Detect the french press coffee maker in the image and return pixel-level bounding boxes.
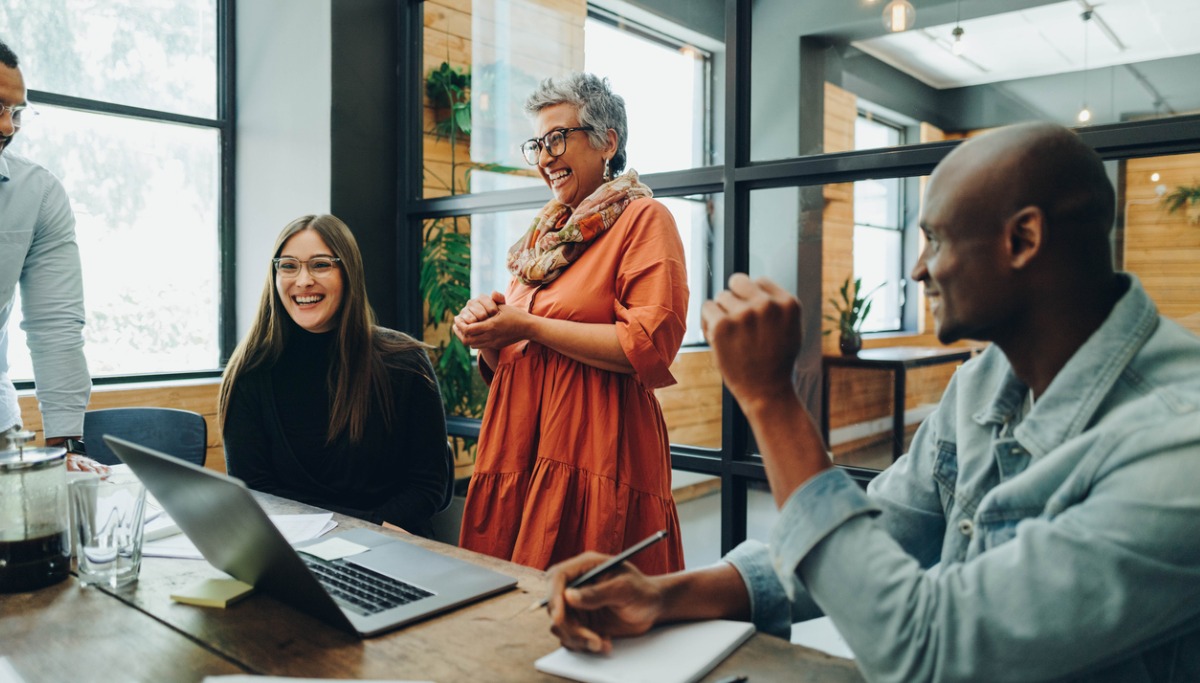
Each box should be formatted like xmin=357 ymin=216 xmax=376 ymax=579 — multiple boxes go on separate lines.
xmin=0 ymin=426 xmax=71 ymax=592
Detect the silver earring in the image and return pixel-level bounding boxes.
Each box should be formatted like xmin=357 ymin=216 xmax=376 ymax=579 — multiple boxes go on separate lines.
xmin=603 ymin=158 xmax=612 ymax=181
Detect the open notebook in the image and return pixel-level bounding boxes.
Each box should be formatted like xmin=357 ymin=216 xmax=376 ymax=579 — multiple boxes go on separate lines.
xmin=534 ymin=619 xmax=755 ymax=683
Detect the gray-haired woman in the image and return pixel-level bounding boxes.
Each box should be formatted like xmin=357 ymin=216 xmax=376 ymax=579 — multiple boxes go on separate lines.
xmin=453 ymin=72 xmax=687 ymax=574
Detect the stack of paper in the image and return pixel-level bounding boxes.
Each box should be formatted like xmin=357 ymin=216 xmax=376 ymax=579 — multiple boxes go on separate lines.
xmin=143 ymin=513 xmax=336 ymax=559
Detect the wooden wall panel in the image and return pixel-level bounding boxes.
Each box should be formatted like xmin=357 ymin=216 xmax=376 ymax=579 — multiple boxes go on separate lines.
xmin=821 ymin=82 xmax=858 ymax=357
xmin=18 ymin=381 xmax=224 ymax=472
xmin=1124 ymin=153 xmax=1200 ymax=336
xmin=656 ymin=349 xmax=722 ymax=449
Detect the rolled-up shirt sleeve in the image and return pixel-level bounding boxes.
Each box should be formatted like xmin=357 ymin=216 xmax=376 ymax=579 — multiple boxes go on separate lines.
xmin=769 ymin=430 xmax=1200 ymax=683
xmin=20 ymin=170 xmax=90 ymax=438
xmin=612 ymin=199 xmax=688 ymax=390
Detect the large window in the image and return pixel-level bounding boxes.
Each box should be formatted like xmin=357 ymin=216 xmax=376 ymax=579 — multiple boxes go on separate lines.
xmin=455 ymin=7 xmax=714 ymax=348
xmin=585 ymin=10 xmax=714 ymax=344
xmin=853 ymin=113 xmax=906 ymax=333
xmin=1 ymin=0 xmax=229 ymax=381
xmin=583 ymin=9 xmax=712 ymax=174
xmin=405 ymin=0 xmax=1200 ymax=555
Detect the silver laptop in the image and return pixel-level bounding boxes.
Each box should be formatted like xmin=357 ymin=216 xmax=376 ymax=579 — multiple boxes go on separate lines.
xmin=105 ymin=435 xmax=517 ymax=637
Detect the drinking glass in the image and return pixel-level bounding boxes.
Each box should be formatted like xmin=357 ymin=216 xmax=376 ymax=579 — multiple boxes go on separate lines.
xmin=70 ymin=473 xmax=147 ymax=588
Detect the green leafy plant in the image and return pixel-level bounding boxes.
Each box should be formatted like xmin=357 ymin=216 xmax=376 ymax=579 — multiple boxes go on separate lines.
xmin=425 ymin=62 xmax=471 ymax=195
xmin=417 ymin=60 xmax=536 ymax=454
xmin=419 ymin=219 xmax=484 ymax=419
xmin=420 ymin=62 xmax=487 ymax=425
xmin=1162 ymin=183 xmax=1200 ymax=225
xmin=824 ymin=276 xmax=882 ymax=338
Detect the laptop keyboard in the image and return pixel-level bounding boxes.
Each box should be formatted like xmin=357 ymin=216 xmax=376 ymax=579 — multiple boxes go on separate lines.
xmin=301 ymin=554 xmax=434 ymax=616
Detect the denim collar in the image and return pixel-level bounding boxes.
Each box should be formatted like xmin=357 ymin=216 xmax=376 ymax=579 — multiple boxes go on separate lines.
xmin=972 ymin=274 xmax=1157 ymax=459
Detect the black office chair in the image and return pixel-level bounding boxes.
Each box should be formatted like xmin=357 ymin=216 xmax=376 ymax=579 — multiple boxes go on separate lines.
xmin=437 ymin=441 xmax=456 ymax=514
xmin=83 ymin=407 xmax=208 ymax=467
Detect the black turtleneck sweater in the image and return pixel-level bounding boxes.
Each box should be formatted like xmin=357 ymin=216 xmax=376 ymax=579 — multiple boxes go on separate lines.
xmin=223 ymin=327 xmax=447 ymax=536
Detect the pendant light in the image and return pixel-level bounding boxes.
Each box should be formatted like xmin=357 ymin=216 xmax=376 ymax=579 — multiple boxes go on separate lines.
xmin=883 ymin=0 xmax=915 ymax=32
xmin=951 ymin=0 xmax=965 ymax=56
xmin=1078 ymin=10 xmax=1093 ymax=123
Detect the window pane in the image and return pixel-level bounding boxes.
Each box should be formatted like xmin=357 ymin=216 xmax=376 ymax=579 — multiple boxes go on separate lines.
xmin=853 ymin=177 xmax=901 ymax=228
xmin=7 ymin=106 xmax=220 ymax=379
xmin=421 ymin=0 xmax=721 ymax=198
xmin=750 ymin=182 xmax=956 ymax=472
xmin=0 ymin=0 xmax=219 ymax=117
xmin=584 ymin=17 xmax=709 ymax=175
xmin=853 ymin=225 xmax=903 ymax=332
xmin=855 ymin=113 xmax=901 ymax=150
xmin=751 ymin=0 xmax=1200 ymax=160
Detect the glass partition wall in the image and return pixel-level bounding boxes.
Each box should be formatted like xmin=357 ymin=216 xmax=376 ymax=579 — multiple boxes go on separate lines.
xmin=397 ymin=0 xmax=1200 ymax=554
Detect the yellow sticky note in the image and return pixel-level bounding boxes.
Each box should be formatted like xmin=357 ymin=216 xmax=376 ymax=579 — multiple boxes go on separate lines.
xmin=170 ymin=578 xmax=254 ymax=608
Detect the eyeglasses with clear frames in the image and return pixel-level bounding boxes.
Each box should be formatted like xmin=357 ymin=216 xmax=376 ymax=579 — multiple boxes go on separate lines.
xmin=0 ymin=103 xmax=35 ymax=129
xmin=520 ymin=126 xmax=594 ymax=166
xmin=272 ymin=256 xmax=342 ymax=279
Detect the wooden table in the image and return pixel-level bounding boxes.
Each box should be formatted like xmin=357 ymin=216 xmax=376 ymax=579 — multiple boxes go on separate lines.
xmin=822 ymin=345 xmax=977 ymax=463
xmin=0 ymin=493 xmax=863 ymax=682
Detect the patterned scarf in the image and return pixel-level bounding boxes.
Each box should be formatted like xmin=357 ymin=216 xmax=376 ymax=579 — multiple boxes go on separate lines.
xmin=507 ymin=170 xmax=652 ymax=286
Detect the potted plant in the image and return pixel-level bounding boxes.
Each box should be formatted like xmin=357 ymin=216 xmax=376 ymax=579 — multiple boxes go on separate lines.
xmin=1162 ymin=183 xmax=1200 ymax=225
xmin=824 ymin=276 xmax=882 ymax=356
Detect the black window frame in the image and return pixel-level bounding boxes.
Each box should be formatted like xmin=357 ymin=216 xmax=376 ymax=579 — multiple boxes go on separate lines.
xmin=12 ymin=0 xmax=236 ymax=390
xmin=396 ymin=0 xmax=1200 ymax=555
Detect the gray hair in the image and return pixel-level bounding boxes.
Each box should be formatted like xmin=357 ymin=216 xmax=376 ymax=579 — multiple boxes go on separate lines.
xmin=524 ymin=72 xmax=628 ymax=175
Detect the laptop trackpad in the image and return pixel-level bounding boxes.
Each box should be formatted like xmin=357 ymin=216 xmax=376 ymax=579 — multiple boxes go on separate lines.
xmin=346 ymin=541 xmax=468 ymax=587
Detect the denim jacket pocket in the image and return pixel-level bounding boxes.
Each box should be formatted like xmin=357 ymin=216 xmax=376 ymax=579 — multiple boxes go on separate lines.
xmin=932 ymin=439 xmax=960 ymax=517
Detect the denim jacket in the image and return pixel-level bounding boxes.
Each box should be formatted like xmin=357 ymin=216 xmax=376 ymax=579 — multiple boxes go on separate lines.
xmin=726 ymin=274 xmax=1200 ymax=683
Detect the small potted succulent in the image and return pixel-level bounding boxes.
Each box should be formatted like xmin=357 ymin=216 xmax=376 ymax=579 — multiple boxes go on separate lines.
xmin=825 ymin=276 xmax=882 ymax=356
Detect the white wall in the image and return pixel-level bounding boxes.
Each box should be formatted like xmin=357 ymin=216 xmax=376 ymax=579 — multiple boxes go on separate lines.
xmin=235 ymin=0 xmax=332 ymax=336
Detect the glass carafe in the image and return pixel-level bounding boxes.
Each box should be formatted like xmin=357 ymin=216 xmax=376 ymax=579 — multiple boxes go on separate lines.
xmin=0 ymin=428 xmax=71 ymax=592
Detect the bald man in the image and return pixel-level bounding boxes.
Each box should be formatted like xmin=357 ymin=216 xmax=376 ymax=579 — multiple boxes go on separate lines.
xmin=545 ymin=123 xmax=1200 ymax=682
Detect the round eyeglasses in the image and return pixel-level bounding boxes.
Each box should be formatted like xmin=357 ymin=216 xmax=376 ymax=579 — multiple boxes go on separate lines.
xmin=520 ymin=126 xmax=594 ymax=166
xmin=0 ymin=103 xmax=35 ymax=130
xmin=273 ymin=256 xmax=342 ymax=279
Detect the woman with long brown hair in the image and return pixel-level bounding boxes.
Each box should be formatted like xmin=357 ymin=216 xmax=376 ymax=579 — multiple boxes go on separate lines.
xmin=219 ymin=214 xmax=448 ymax=536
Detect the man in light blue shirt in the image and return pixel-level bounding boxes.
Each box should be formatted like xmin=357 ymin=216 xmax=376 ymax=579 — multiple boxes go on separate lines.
xmin=0 ymin=39 xmax=99 ymax=471
xmin=545 ymin=123 xmax=1200 ymax=682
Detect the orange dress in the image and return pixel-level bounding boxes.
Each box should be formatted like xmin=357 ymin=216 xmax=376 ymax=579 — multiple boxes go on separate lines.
xmin=459 ymin=198 xmax=687 ymax=574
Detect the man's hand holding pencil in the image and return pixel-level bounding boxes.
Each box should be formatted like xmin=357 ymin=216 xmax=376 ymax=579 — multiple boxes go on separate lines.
xmin=544 ymin=544 xmax=668 ymax=653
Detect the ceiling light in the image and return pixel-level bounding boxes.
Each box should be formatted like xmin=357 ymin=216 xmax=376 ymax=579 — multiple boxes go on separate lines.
xmin=1077 ymin=10 xmax=1092 ymax=125
xmin=951 ymin=0 xmax=965 ymax=56
xmin=883 ymin=0 xmax=915 ymax=33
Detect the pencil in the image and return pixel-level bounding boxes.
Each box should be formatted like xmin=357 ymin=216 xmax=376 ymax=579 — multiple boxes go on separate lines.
xmin=534 ymin=529 xmax=669 ymax=610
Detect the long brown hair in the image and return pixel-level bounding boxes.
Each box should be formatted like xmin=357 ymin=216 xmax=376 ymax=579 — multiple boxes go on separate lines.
xmin=218 ymin=214 xmax=432 ymax=445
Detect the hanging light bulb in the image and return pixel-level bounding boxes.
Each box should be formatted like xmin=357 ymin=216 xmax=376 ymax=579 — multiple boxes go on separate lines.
xmin=951 ymin=0 xmax=965 ymax=56
xmin=882 ymin=0 xmax=915 ymax=32
xmin=1077 ymin=10 xmax=1092 ymax=124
